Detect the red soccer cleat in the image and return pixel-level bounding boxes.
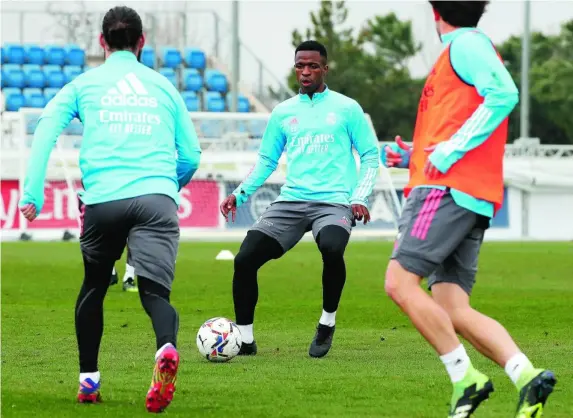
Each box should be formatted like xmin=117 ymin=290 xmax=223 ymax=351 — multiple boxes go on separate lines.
xmin=77 ymin=378 xmax=102 ymax=404
xmin=145 ymin=345 xmax=179 ymax=413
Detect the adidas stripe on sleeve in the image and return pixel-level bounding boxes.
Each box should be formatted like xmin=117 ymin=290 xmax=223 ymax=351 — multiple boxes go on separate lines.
xmin=19 ymin=83 xmax=79 ymax=213
xmin=347 ymin=102 xmax=380 ymax=206
xmin=427 ymin=31 xmax=519 ymax=174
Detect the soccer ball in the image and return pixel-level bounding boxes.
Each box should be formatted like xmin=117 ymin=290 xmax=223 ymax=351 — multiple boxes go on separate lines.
xmin=196 ymin=317 xmax=242 ymax=362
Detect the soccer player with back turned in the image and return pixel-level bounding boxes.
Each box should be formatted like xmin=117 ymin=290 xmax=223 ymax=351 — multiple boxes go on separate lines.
xmin=220 ymin=41 xmax=379 ymax=358
xmin=18 ymin=6 xmax=201 ymax=413
xmin=380 ymin=2 xmax=556 ymax=417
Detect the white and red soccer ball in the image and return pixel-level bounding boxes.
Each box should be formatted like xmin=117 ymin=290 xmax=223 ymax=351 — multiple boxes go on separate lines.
xmin=196 ymin=317 xmax=242 ymax=362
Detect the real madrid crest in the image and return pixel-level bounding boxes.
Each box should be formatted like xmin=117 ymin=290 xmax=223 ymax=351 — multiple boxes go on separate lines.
xmin=288 ymin=117 xmax=299 ymax=133
xmin=326 ymin=112 xmax=336 ymax=125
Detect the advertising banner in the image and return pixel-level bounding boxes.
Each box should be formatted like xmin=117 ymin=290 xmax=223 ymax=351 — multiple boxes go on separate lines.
xmin=1 ymin=180 xmax=221 ymax=231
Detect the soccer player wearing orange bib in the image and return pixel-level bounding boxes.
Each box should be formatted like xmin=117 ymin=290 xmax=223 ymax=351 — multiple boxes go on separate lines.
xmin=380 ymin=2 xmax=556 ymax=417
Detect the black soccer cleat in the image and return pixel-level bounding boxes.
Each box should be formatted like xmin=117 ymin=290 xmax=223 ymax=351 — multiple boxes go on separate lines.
xmin=122 ymin=277 xmax=138 ymax=292
xmin=238 ymin=341 xmax=257 ymax=356
xmin=309 ymin=324 xmax=335 ymax=358
xmin=448 ymin=375 xmax=494 ymax=418
xmin=515 ymin=370 xmax=557 ymax=417
xmin=109 ymin=270 xmax=118 ymax=286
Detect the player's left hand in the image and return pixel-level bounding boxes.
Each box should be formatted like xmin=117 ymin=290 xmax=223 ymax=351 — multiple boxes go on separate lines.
xmin=19 ymin=203 xmax=37 ymax=222
xmin=424 ymin=145 xmax=443 ymax=180
xmin=351 ymin=204 xmax=370 ymax=225
xmin=219 ymin=194 xmax=237 ymax=223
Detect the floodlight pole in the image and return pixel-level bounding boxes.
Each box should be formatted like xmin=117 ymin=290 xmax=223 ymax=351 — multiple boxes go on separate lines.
xmin=230 ymin=1 xmax=240 ymax=113
xmin=520 ymin=0 xmax=531 ymax=139
xmin=519 ymin=0 xmax=532 ymax=239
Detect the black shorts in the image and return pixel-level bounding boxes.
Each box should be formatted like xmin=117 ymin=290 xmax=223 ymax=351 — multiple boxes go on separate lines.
xmin=391 ymin=187 xmax=490 ymax=295
xmin=79 ymin=194 xmax=180 ymax=290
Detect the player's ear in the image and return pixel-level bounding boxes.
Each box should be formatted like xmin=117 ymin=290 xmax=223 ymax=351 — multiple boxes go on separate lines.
xmin=323 ymin=64 xmax=329 ymax=76
xmin=139 ymin=33 xmax=146 ymax=50
xmin=99 ymin=33 xmax=106 ymax=50
xmin=432 ymin=7 xmax=441 ymax=22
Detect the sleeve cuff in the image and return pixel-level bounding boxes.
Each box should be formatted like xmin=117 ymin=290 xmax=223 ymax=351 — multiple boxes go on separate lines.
xmin=428 ymin=144 xmax=460 ymax=174
xmin=350 ymin=198 xmax=367 ymax=206
xmin=19 ymin=195 xmax=43 ymax=214
xmin=232 ymin=189 xmax=248 ymax=207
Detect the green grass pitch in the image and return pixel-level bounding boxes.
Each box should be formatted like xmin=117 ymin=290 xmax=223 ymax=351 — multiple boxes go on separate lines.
xmin=2 ymin=241 xmax=572 ymax=417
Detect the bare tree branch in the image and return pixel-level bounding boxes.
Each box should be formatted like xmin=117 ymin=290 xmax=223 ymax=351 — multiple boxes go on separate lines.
xmin=45 ymin=1 xmax=98 ymax=53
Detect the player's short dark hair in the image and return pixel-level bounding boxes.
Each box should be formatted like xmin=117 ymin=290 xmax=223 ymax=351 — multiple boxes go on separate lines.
xmin=429 ymin=1 xmax=489 ymax=27
xmin=295 ymin=40 xmax=328 ymax=62
xmin=102 ymin=6 xmax=143 ymax=51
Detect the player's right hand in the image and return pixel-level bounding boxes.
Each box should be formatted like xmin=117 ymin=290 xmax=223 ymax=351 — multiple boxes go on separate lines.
xmin=381 ymin=136 xmax=411 ymax=168
xmin=19 ymin=203 xmax=37 ymax=222
xmin=220 ymin=194 xmax=237 ymax=222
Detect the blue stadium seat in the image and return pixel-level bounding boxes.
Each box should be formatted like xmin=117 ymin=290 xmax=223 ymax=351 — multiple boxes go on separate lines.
xmin=182 ymin=68 xmax=203 ymax=92
xmin=204 ymin=69 xmax=228 ymax=93
xmin=44 ymin=45 xmax=66 ymax=66
xmin=1 ymin=66 xmax=6 ymax=88
xmin=65 ymin=44 xmax=85 ymax=66
xmin=63 ymin=65 xmax=82 ymax=83
xmin=140 ymin=46 xmax=155 ymax=68
xmin=232 ymin=121 xmax=249 ymax=134
xmin=159 ymin=67 xmax=177 ymax=87
xmin=249 ymin=119 xmax=267 ymax=138
xmin=3 ymin=64 xmax=25 ymax=88
xmin=161 ymin=47 xmax=182 ymax=69
xmin=204 ymin=91 xmax=225 ymax=112
xmin=3 ymin=87 xmax=25 ymax=111
xmin=65 ymin=120 xmax=84 ymax=136
xmin=25 ymin=118 xmax=39 ymax=135
xmin=23 ymin=88 xmax=45 ymax=108
xmin=83 ymin=65 xmax=96 ymax=72
xmin=4 ymin=44 xmax=25 ymax=64
xmin=43 ymin=65 xmax=65 ymax=88
xmin=25 ymin=44 xmax=45 ymax=65
xmin=1 ymin=46 xmax=5 ymax=64
xmin=44 ymin=87 xmax=60 ymax=103
xmin=200 ymin=120 xmax=223 ymax=138
xmin=181 ymin=91 xmax=199 ymax=111
xmin=183 ymin=47 xmax=206 ymax=70
xmin=22 ymin=64 xmax=45 ymax=88
xmin=226 ymin=93 xmax=250 ymax=112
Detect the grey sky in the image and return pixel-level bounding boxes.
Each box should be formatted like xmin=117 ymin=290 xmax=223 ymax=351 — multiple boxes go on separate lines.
xmin=2 ymin=0 xmax=572 ymax=91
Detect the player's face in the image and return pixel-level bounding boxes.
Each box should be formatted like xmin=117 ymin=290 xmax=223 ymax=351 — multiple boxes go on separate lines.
xmin=294 ymin=51 xmax=327 ymax=94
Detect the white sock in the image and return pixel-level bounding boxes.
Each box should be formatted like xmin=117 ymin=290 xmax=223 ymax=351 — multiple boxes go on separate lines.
xmin=505 ymin=352 xmax=534 ymax=385
xmin=319 ymin=310 xmax=336 ymax=327
xmin=155 ymin=342 xmax=175 ymax=361
xmin=237 ymin=324 xmax=254 ymax=344
xmin=112 ymin=267 xmax=117 ymax=275
xmin=123 ymin=263 xmax=135 ymax=281
xmin=440 ymin=344 xmax=471 ymax=383
xmin=79 ymin=371 xmax=100 ymax=384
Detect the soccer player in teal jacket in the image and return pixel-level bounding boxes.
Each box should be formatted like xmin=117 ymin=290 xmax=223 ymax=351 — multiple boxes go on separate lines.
xmin=18 ymin=6 xmax=201 ymax=412
xmin=220 ymin=41 xmax=380 ymax=359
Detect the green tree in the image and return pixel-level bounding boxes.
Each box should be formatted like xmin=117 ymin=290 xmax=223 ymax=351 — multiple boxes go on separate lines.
xmin=497 ymin=20 xmax=573 ymax=144
xmin=288 ymin=1 xmax=423 ymax=141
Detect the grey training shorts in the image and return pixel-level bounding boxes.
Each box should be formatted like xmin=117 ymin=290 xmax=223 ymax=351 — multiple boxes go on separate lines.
xmin=79 ymin=194 xmax=180 ymax=291
xmin=391 ymin=187 xmax=490 ymax=295
xmin=251 ymin=201 xmax=354 ymax=252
